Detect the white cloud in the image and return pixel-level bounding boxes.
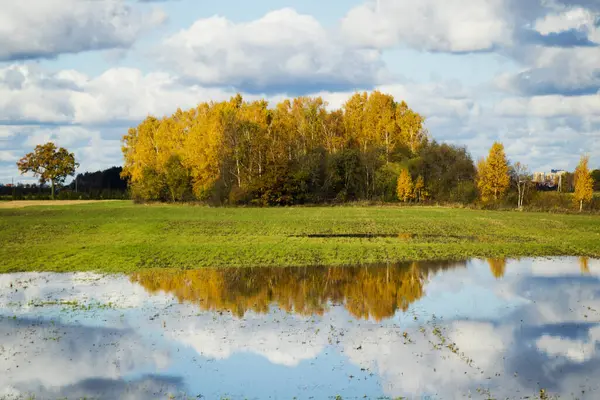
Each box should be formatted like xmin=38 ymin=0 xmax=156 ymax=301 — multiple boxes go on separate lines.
xmin=534 ymin=7 xmax=600 ymax=44
xmin=496 ymin=94 xmax=600 ymax=118
xmin=0 ymin=0 xmax=166 ymax=61
xmin=0 ymin=125 xmax=124 ymax=181
xmin=0 ymin=150 xmax=17 ymax=162
xmin=159 ymin=8 xmax=386 ymax=93
xmin=497 ymin=46 xmax=600 ymax=96
xmin=0 ymin=64 xmax=271 ymax=127
xmin=341 ymin=0 xmax=514 ymax=53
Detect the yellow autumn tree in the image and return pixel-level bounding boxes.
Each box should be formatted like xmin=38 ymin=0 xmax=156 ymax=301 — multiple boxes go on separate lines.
xmin=574 ymin=155 xmax=594 ymax=212
xmin=120 ymin=91 xmax=434 ymax=204
xmin=477 ymin=142 xmax=510 ymax=202
xmin=397 ymin=169 xmax=414 ymax=202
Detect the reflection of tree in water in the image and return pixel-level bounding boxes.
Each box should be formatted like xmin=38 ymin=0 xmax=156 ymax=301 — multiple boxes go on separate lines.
xmin=487 ymin=258 xmax=507 ymax=279
xmin=131 ymin=261 xmax=465 ymax=321
xmin=580 ymin=257 xmax=590 ymax=275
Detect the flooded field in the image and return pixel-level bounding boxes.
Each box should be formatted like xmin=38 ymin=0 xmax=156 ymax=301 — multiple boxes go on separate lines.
xmin=1 ymin=257 xmax=599 ymax=399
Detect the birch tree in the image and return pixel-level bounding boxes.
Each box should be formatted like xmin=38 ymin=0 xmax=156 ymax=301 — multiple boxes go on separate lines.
xmin=512 ymin=162 xmax=530 ymax=209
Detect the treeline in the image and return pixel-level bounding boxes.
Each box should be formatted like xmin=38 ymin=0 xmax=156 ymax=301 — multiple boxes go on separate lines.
xmin=61 ymin=166 xmax=128 ymax=199
xmin=2 ymin=167 xmax=129 ymax=200
xmin=0 ymin=183 xmax=52 ymax=200
xmin=122 ymin=92 xmax=480 ymax=205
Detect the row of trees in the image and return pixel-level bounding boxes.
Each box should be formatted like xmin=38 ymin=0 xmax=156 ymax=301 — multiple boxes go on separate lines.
xmin=471 ymin=142 xmax=596 ymax=211
xmin=121 ymin=92 xmax=483 ymax=205
xmin=68 ymin=166 xmax=127 ymax=193
xmin=14 ymin=92 xmax=598 ymax=209
xmin=10 ymin=156 xmax=128 ymax=200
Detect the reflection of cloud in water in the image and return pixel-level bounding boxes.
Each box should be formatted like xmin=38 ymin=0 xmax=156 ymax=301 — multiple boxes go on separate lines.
xmin=525 ymin=257 xmax=600 ymax=278
xmin=536 ymin=325 xmax=600 ymax=363
xmin=169 ymin=311 xmax=329 ymax=367
xmin=0 ymin=272 xmax=172 ymax=311
xmin=2 ymin=257 xmax=600 ymax=399
xmin=0 ymin=317 xmax=170 ymax=392
xmin=337 ymin=258 xmax=600 ymax=398
xmin=343 ymin=319 xmax=511 ymax=398
xmin=3 ymin=375 xmax=185 ymax=400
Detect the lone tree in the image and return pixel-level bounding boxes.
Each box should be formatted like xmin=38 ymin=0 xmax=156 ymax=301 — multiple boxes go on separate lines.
xmin=477 ymin=142 xmax=510 ymax=202
xmin=574 ymin=155 xmax=594 ymax=212
xmin=17 ymin=142 xmax=78 ymax=200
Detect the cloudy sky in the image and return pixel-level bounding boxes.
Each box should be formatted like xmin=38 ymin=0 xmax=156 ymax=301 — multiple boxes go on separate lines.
xmin=1 ymin=0 xmax=599 ymax=183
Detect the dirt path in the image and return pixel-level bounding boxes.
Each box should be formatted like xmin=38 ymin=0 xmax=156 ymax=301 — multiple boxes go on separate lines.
xmin=0 ymin=200 xmax=121 ymax=209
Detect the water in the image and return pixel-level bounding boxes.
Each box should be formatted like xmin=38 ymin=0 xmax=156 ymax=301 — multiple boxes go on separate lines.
xmin=1 ymin=257 xmax=599 ymax=399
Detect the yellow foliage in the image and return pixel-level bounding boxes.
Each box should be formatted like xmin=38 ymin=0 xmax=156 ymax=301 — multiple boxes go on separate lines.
xmin=574 ymin=155 xmax=594 ymax=211
xmin=397 ymin=169 xmax=414 ymax=202
xmin=121 ymin=92 xmax=428 ymax=202
xmin=477 ymin=142 xmax=510 ymax=202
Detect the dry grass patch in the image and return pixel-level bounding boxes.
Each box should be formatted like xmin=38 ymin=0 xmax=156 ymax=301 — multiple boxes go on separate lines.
xmin=0 ymin=200 xmax=118 ymax=209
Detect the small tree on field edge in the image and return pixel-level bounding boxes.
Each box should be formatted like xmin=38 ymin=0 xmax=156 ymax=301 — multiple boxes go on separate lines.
xmin=574 ymin=155 xmax=594 ymax=212
xmin=17 ymin=142 xmax=78 ymax=200
xmin=477 ymin=142 xmax=510 ymax=202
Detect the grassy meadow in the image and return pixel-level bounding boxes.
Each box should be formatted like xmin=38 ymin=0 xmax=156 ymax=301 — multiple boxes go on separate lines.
xmin=1 ymin=200 xmax=599 ymax=273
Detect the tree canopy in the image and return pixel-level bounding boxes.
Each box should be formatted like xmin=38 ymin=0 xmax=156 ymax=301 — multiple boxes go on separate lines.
xmin=16 ymin=142 xmax=78 ymax=199
xmin=121 ymin=92 xmax=436 ymax=204
xmin=477 ymin=142 xmax=510 ymax=202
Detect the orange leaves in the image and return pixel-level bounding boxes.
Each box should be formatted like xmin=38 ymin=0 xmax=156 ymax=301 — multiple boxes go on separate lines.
xmin=121 ymin=92 xmax=427 ymax=202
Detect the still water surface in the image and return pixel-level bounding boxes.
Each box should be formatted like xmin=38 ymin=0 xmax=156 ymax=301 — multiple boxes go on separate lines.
xmin=1 ymin=257 xmax=599 ymax=399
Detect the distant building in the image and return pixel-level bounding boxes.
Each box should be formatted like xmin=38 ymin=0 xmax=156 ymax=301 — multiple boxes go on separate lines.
xmin=533 ymin=169 xmax=567 ymax=191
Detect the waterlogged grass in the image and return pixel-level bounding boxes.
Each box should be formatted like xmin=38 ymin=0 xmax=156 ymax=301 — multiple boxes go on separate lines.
xmin=0 ymin=201 xmax=599 ymax=273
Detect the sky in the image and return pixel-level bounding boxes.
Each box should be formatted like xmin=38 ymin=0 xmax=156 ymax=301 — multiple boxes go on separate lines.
xmin=1 ymin=0 xmax=599 ymax=183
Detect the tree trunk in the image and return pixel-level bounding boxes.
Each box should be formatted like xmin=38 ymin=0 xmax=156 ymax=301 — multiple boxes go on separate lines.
xmin=51 ymin=180 xmax=55 ymax=200
xmin=580 ymin=200 xmax=583 ymax=212
xmin=236 ymin=157 xmax=242 ymax=188
xmin=385 ymin=131 xmax=390 ymax=164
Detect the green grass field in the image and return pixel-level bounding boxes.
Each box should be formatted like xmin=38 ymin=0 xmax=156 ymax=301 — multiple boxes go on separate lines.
xmin=1 ymin=200 xmax=599 ymax=273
